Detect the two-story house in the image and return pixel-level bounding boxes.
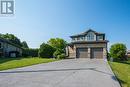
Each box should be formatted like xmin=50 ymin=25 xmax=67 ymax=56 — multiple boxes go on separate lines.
xmin=67 ymin=29 xmax=108 ymax=59
xmin=0 ymin=38 xmax=22 ymax=58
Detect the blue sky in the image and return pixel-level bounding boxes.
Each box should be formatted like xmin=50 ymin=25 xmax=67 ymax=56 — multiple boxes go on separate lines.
xmin=0 ymin=0 xmax=130 ymax=50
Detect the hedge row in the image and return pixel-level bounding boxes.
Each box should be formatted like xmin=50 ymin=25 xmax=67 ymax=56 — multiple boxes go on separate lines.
xmin=22 ymin=48 xmax=39 ymax=57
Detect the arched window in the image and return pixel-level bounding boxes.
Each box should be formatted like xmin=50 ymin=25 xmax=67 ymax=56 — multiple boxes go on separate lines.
xmin=86 ymin=32 xmax=95 ymax=41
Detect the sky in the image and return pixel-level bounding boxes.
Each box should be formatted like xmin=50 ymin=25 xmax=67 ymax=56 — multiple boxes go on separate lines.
xmin=0 ymin=0 xmax=130 ymax=50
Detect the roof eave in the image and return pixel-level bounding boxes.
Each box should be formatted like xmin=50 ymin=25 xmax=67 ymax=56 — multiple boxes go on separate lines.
xmin=70 ymin=29 xmax=105 ymax=38
xmin=70 ymin=40 xmax=109 ymax=44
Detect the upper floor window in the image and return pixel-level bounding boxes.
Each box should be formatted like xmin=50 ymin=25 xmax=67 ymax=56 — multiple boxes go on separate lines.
xmin=97 ymin=35 xmax=103 ymax=40
xmin=72 ymin=37 xmax=85 ymax=41
xmin=86 ymin=32 xmax=95 ymax=41
xmin=72 ymin=38 xmax=75 ymax=41
xmin=80 ymin=37 xmax=84 ymax=40
xmin=77 ymin=37 xmax=80 ymax=40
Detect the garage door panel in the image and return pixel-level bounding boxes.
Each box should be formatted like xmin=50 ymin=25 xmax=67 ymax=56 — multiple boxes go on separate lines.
xmin=77 ymin=48 xmax=88 ymax=58
xmin=91 ymin=48 xmax=103 ymax=59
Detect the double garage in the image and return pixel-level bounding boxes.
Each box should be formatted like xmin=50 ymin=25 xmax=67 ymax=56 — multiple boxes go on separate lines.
xmin=76 ymin=48 xmax=103 ymax=59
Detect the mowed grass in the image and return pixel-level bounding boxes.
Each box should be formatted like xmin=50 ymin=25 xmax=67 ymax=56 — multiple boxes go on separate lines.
xmin=0 ymin=57 xmax=58 ymax=71
xmin=109 ymin=59 xmax=130 ymax=87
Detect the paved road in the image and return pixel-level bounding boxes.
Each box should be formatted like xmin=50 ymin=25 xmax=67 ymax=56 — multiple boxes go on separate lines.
xmin=0 ymin=59 xmax=121 ymax=87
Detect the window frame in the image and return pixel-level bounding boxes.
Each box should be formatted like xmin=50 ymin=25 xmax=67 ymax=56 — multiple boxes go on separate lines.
xmin=72 ymin=38 xmax=76 ymax=41
xmin=97 ymin=35 xmax=103 ymax=40
xmin=86 ymin=32 xmax=95 ymax=41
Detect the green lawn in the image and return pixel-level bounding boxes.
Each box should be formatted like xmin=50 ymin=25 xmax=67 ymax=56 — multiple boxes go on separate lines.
xmin=109 ymin=59 xmax=130 ymax=87
xmin=0 ymin=57 xmax=58 ymax=71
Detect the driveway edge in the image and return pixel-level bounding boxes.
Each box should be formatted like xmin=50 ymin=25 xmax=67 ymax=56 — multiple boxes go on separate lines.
xmin=106 ymin=60 xmax=121 ymax=87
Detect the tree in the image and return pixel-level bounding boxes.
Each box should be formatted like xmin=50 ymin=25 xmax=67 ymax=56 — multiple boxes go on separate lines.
xmin=48 ymin=38 xmax=67 ymax=59
xmin=38 ymin=43 xmax=55 ymax=58
xmin=48 ymin=38 xmax=67 ymax=50
xmin=110 ymin=43 xmax=127 ymax=61
xmin=21 ymin=41 xmax=29 ymax=48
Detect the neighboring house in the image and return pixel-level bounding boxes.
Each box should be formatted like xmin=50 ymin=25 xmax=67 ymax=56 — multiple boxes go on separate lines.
xmin=0 ymin=38 xmax=22 ymax=58
xmin=67 ymin=29 xmax=109 ymax=59
xmin=127 ymin=50 xmax=130 ymax=58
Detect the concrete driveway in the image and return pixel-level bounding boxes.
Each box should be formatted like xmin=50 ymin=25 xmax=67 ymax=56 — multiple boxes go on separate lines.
xmin=0 ymin=59 xmax=120 ymax=87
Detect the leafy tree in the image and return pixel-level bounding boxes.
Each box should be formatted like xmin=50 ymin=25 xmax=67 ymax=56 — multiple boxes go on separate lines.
xmin=21 ymin=41 xmax=29 ymax=48
xmin=38 ymin=43 xmax=55 ymax=58
xmin=48 ymin=38 xmax=67 ymax=50
xmin=48 ymin=38 xmax=67 ymax=58
xmin=110 ymin=43 xmax=127 ymax=61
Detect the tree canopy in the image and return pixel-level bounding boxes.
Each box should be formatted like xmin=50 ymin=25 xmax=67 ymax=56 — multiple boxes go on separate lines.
xmin=48 ymin=38 xmax=67 ymax=50
xmin=21 ymin=41 xmax=29 ymax=48
xmin=38 ymin=43 xmax=55 ymax=58
xmin=110 ymin=43 xmax=127 ymax=60
xmin=48 ymin=38 xmax=67 ymax=59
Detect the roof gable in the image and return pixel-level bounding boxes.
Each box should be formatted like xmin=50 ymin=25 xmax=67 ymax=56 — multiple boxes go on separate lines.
xmin=70 ymin=29 xmax=105 ymax=38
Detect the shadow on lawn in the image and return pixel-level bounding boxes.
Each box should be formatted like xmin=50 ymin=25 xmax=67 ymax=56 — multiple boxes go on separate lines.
xmin=116 ymin=61 xmax=130 ymax=65
xmin=0 ymin=57 xmax=25 ymax=64
xmin=120 ymin=61 xmax=130 ymax=65
xmin=113 ymin=58 xmax=130 ymax=65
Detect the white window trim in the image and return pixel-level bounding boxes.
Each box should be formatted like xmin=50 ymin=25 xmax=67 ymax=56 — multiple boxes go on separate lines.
xmin=86 ymin=32 xmax=96 ymax=41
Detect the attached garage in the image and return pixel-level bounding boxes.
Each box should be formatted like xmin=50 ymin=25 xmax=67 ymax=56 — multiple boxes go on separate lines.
xmin=91 ymin=48 xmax=103 ymax=59
xmin=76 ymin=48 xmax=88 ymax=58
xmin=76 ymin=48 xmax=103 ymax=59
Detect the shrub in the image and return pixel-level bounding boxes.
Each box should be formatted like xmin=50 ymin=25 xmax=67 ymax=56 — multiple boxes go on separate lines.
xmin=38 ymin=43 xmax=55 ymax=58
xmin=53 ymin=49 xmax=64 ymax=58
xmin=110 ymin=43 xmax=127 ymax=61
xmin=22 ymin=48 xmax=39 ymax=57
xmin=57 ymin=54 xmax=66 ymax=59
xmin=107 ymin=52 xmax=111 ymax=61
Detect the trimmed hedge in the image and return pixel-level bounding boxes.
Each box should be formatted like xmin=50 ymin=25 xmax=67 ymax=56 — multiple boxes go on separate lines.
xmin=22 ymin=48 xmax=39 ymax=57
